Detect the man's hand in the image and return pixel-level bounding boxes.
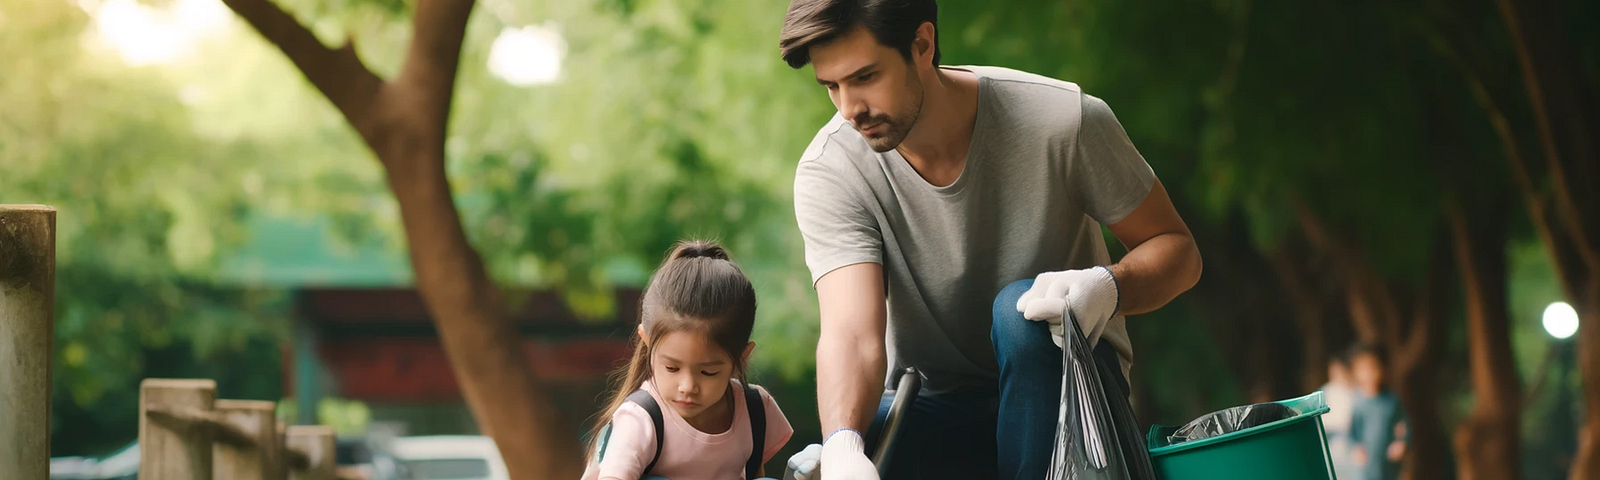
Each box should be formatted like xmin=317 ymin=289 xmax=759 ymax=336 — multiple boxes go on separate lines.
xmin=820 ymin=430 xmax=878 ymax=480
xmin=1015 ymin=266 xmax=1119 ymax=347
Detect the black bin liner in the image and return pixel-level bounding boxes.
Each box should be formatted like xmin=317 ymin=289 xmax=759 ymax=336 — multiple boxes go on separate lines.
xmin=1166 ymin=402 xmax=1298 ymax=445
xmin=1046 ymin=315 xmax=1132 ymax=480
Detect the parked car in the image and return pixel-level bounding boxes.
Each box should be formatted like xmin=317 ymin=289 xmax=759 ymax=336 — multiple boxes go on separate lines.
xmin=337 ymin=437 xmax=415 ymax=480
xmin=51 ymin=435 xmax=414 ymax=480
xmin=388 ymin=435 xmax=509 ymax=480
xmin=48 ymin=455 xmax=97 ymax=480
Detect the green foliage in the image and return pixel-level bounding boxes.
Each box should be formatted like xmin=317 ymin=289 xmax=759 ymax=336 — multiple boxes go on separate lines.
xmin=3 ymin=0 xmax=304 ymax=455
xmin=442 ymin=0 xmax=832 ymax=371
xmin=13 ymin=0 xmax=1590 ymax=465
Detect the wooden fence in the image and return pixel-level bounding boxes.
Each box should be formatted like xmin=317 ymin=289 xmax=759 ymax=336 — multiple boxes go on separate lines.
xmin=140 ymin=378 xmax=348 ymax=480
xmin=1 ymin=206 xmax=363 ymax=480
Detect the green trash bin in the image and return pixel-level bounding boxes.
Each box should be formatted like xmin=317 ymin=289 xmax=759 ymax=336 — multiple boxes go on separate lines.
xmin=1146 ymin=391 xmax=1336 ymax=480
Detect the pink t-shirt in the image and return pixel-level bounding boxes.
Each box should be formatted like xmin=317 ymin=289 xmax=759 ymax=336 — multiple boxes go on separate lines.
xmin=585 ymin=379 xmax=793 ymax=480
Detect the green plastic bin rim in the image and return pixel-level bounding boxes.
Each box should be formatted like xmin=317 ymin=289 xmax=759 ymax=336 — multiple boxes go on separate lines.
xmin=1146 ymin=391 xmax=1331 ymax=457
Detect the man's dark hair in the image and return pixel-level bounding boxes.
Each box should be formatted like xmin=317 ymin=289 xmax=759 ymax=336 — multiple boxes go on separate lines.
xmin=779 ymin=0 xmax=940 ymax=69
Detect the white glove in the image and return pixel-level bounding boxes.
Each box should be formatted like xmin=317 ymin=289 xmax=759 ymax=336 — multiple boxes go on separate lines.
xmin=819 ymin=429 xmax=878 ymax=480
xmin=787 ymin=443 xmax=822 ymax=480
xmin=1015 ymin=266 xmax=1120 ymax=348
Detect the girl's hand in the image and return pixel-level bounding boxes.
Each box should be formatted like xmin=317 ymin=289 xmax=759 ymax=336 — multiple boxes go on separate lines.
xmin=1386 ymin=441 xmax=1405 ymax=462
xmin=787 ymin=444 xmax=822 ymax=480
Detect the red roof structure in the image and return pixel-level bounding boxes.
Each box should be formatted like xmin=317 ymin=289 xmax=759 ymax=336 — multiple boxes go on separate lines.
xmin=284 ymin=287 xmax=638 ymax=403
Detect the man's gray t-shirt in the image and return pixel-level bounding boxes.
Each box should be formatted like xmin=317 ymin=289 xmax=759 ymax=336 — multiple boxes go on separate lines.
xmin=793 ymin=66 xmax=1155 ymax=394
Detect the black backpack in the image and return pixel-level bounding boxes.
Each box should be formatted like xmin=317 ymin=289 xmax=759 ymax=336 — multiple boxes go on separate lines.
xmin=597 ymin=383 xmax=766 ymax=479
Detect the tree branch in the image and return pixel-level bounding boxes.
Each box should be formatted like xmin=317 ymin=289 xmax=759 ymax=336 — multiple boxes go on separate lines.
xmin=1293 ymin=200 xmax=1397 ymax=344
xmin=1413 ymin=2 xmax=1538 ymax=204
xmin=1493 ymin=0 xmax=1600 ymax=271
xmin=1446 ymin=54 xmax=1595 ymax=313
xmin=1402 ymin=230 xmax=1451 ymax=362
xmin=1269 ymin=241 xmax=1336 ymax=390
xmin=394 ymin=0 xmax=477 ymax=124
xmin=219 ymin=0 xmax=385 ymax=136
xmin=1423 ymin=9 xmax=1600 ymax=301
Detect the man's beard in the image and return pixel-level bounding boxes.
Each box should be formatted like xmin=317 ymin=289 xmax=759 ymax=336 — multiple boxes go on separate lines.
xmin=856 ymin=75 xmax=925 ymax=153
xmin=859 ymin=113 xmax=916 ymax=153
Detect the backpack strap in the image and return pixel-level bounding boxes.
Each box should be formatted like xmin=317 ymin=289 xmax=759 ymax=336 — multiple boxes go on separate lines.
xmin=606 ymin=386 xmax=759 ymax=479
xmin=744 ymin=383 xmax=765 ymax=479
xmin=619 ymin=388 xmax=664 ymax=477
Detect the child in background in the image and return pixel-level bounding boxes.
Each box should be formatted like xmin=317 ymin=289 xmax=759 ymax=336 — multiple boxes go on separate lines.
xmin=1320 ymin=352 xmax=1359 ymax=480
xmin=1347 ymin=343 xmax=1407 ymax=480
xmin=582 ymin=241 xmax=792 ymax=480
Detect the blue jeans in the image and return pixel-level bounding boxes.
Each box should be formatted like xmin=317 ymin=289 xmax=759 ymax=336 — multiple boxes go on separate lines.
xmin=865 ymin=279 xmax=1153 ymax=480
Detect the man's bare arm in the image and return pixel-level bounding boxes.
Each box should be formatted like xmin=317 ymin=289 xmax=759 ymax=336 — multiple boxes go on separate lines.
xmin=815 ymin=262 xmax=888 ymax=436
xmin=1106 ymin=179 xmax=1203 ymax=315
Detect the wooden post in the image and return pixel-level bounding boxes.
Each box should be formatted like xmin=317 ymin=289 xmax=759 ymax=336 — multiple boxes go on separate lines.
xmin=275 ymin=421 xmax=291 ymax=480
xmin=140 ymin=379 xmax=218 ymax=479
xmin=0 ymin=205 xmax=55 ymax=480
xmin=287 ymin=425 xmax=336 ymax=480
xmin=214 ymin=400 xmax=281 ymax=480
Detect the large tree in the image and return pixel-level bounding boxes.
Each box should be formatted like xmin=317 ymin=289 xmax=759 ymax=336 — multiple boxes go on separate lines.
xmin=211 ymin=0 xmax=833 ymax=475
xmin=214 ymin=0 xmax=581 ymax=476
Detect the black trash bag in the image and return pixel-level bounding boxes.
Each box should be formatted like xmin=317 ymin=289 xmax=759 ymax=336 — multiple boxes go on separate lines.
xmin=1046 ymin=314 xmax=1132 ymax=480
xmin=1166 ymin=402 xmax=1298 ymax=444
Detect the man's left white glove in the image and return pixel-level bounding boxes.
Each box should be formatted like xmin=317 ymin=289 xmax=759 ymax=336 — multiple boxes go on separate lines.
xmin=1015 ymin=266 xmax=1120 ymax=348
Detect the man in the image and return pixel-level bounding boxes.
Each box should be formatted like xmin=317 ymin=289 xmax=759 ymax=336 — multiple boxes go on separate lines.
xmin=780 ymin=1 xmax=1202 ymax=479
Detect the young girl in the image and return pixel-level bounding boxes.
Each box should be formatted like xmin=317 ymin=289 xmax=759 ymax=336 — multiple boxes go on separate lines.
xmin=582 ymin=241 xmax=793 ymax=480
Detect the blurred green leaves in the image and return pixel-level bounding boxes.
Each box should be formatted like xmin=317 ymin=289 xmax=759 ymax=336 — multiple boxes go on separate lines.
xmin=14 ymin=0 xmax=1588 ymax=463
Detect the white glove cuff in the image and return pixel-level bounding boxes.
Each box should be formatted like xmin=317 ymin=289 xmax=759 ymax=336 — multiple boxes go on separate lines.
xmin=823 ymin=428 xmax=865 ymax=453
xmin=1088 ymin=265 xmax=1121 ymax=316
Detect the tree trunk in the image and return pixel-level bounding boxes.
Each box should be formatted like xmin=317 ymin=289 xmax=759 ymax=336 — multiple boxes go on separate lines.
xmin=382 ymin=146 xmax=583 ymax=479
xmin=1392 ymin=233 xmax=1454 ymax=480
xmin=1268 ymin=238 xmax=1350 ymax=392
xmin=217 ymin=0 xmax=583 ymax=477
xmin=1487 ymin=0 xmax=1600 ymax=473
xmin=1188 ymin=211 xmax=1305 ymax=402
xmin=1406 ymin=41 xmax=1525 ymax=478
xmin=1447 ymin=201 xmax=1522 ymax=480
xmin=1298 ymin=206 xmax=1385 ymax=347
xmin=1519 ymin=194 xmax=1598 ymax=480
xmin=1575 ymin=282 xmax=1600 ymax=480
